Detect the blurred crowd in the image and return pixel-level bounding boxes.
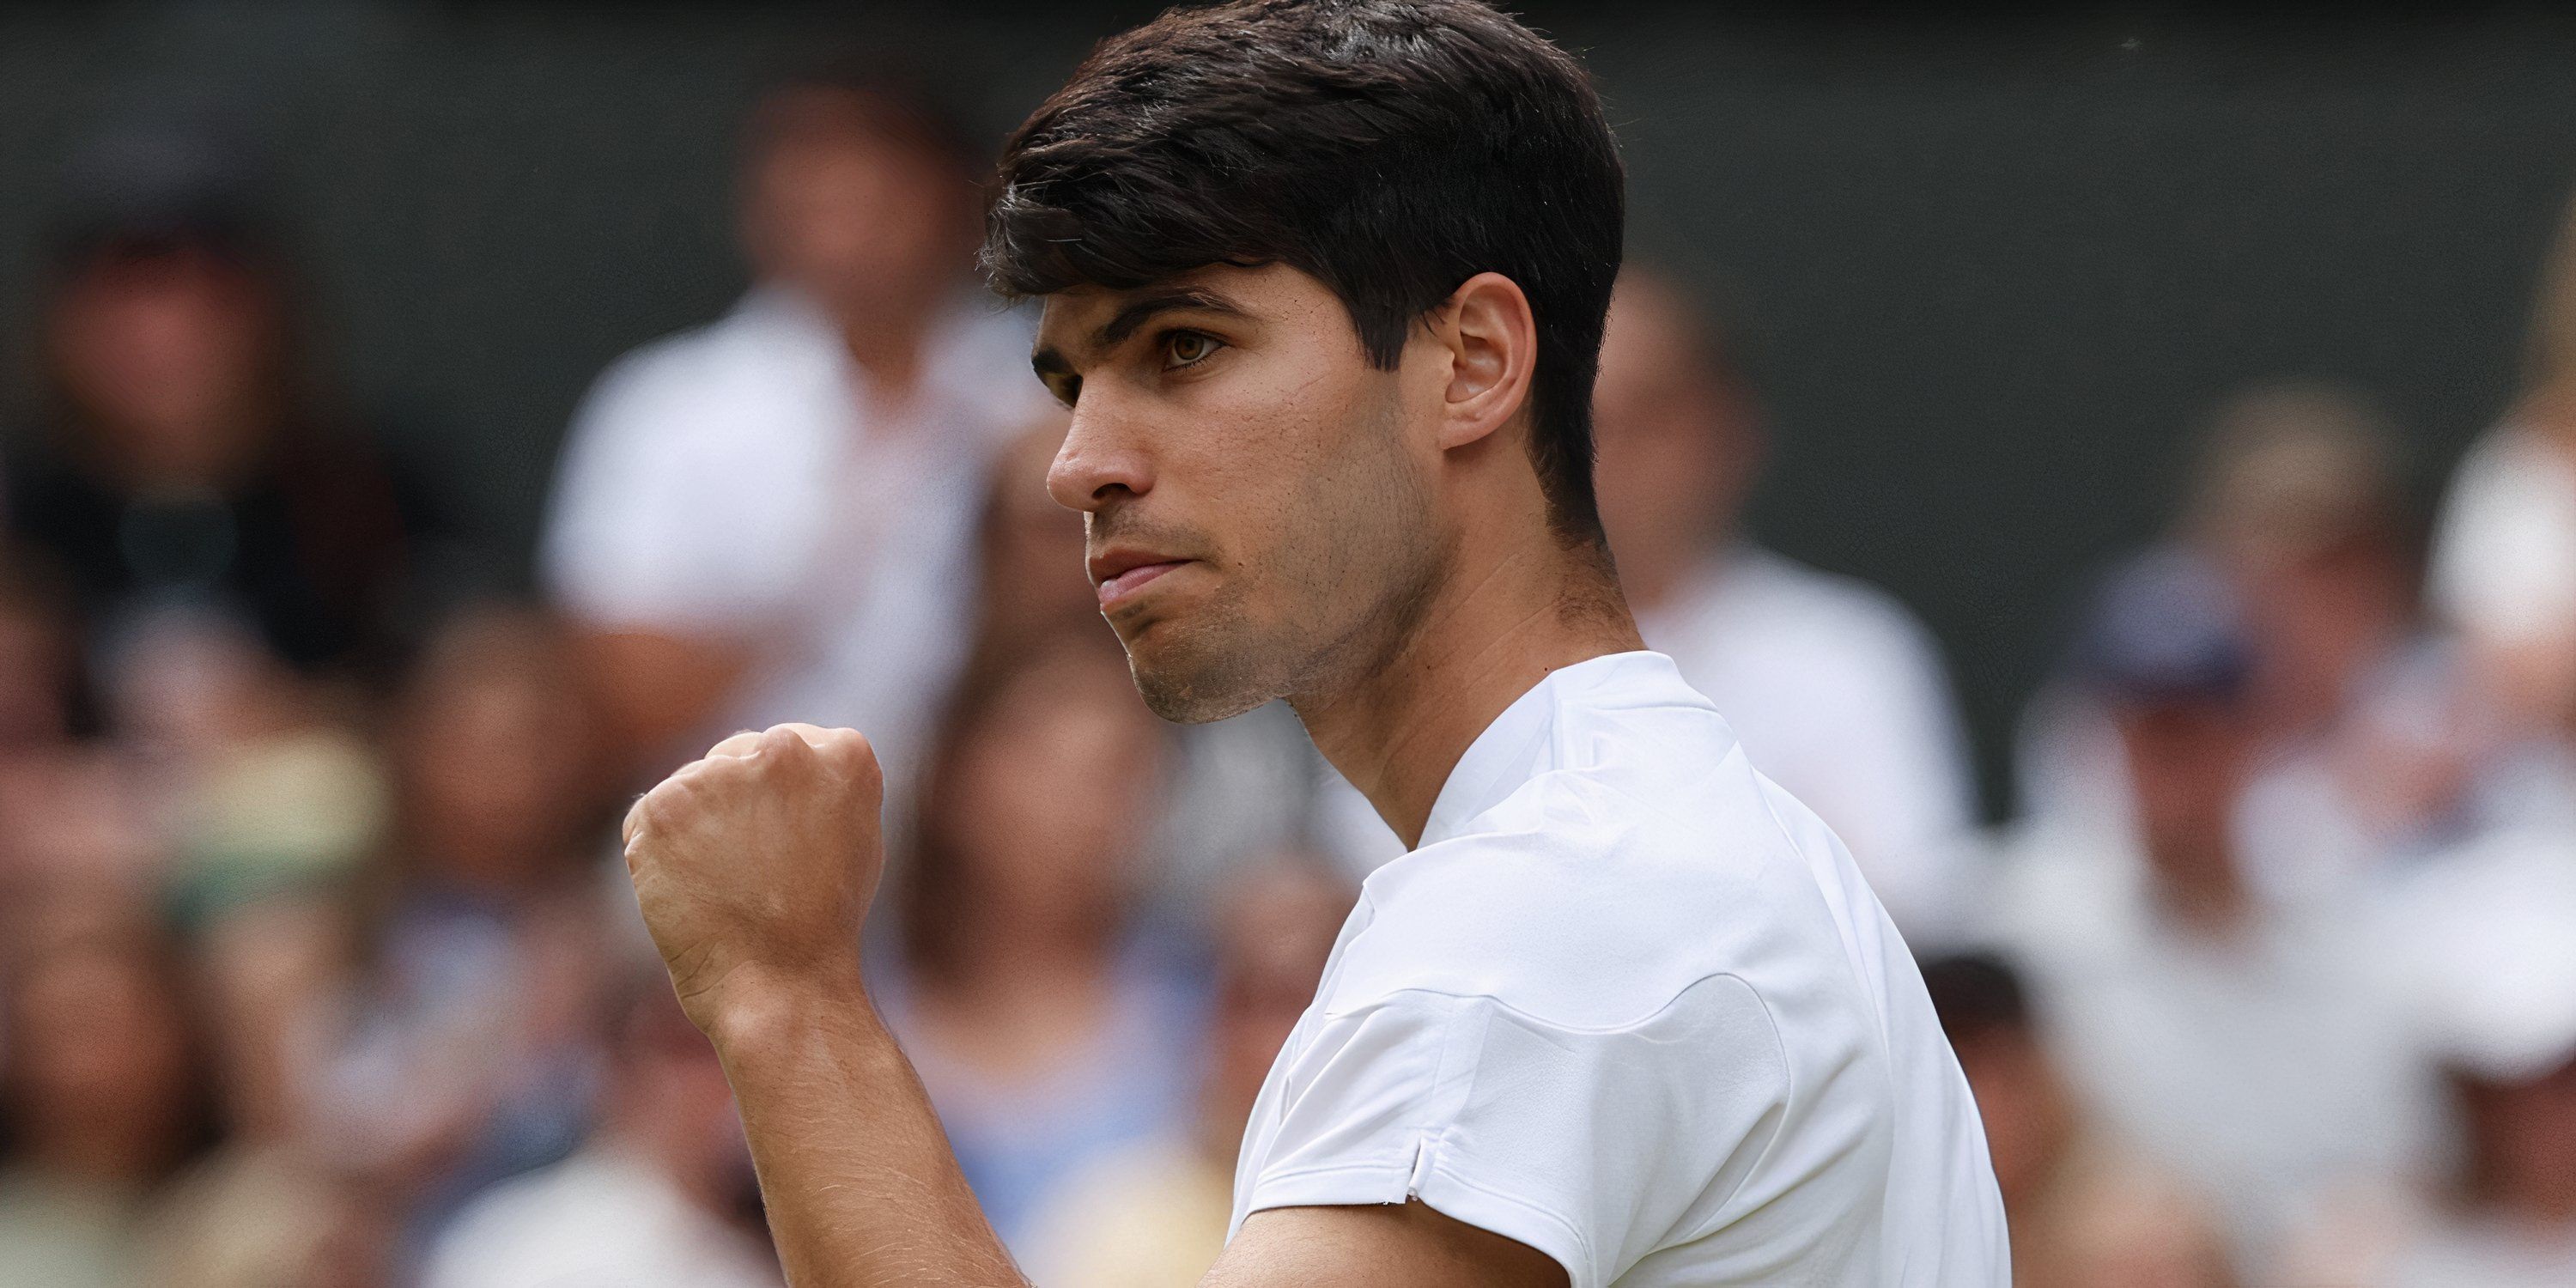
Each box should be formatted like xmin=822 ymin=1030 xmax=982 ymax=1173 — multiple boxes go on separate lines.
xmin=3 ymin=55 xmax=2573 ymax=1288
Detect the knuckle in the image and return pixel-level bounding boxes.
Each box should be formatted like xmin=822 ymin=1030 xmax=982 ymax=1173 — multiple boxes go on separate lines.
xmin=825 ymin=728 xmax=882 ymax=779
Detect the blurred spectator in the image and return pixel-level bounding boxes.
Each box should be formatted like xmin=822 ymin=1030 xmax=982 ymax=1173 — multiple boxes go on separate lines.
xmin=418 ymin=971 xmax=775 ymax=1288
xmin=2433 ymin=392 xmax=2576 ymax=742
xmin=2429 ymin=187 xmax=2576 ymax=747
xmin=2180 ymin=383 xmax=2458 ymax=896
xmin=0 ymin=563 xmax=155 ymax=900
xmin=1920 ymin=951 xmax=2233 ymax=1288
xmin=963 ymin=416 xmax=1093 ymax=670
xmin=0 ymin=907 xmax=216 ymax=1288
xmin=875 ymin=632 xmax=1207 ymax=1250
xmin=2287 ymin=829 xmax=2576 ymax=1286
xmin=1018 ymin=857 xmax=1351 ymax=1288
xmin=0 ymin=555 xmax=91 ymax=752
xmin=136 ymin=897 xmax=392 ymax=1288
xmin=1591 ymin=268 xmax=1980 ymax=940
xmin=9 ymin=116 xmax=447 ymax=682
xmin=1990 ymin=550 xmax=2436 ymax=1273
xmin=101 ymin=611 xmax=392 ymax=928
xmin=317 ymin=606 xmax=612 ymax=1260
xmin=2017 ymin=380 xmax=2521 ymax=908
xmin=2183 ymin=380 xmax=2417 ymax=744
xmin=542 ymin=59 xmax=1043 ymax=787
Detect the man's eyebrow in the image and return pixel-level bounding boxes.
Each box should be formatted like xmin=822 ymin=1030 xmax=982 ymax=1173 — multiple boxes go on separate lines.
xmin=1097 ymin=287 xmax=1247 ymax=348
xmin=1030 ymin=345 xmax=1074 ymax=379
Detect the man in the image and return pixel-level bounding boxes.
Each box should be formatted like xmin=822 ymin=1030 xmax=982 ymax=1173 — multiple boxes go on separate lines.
xmin=541 ymin=62 xmax=1041 ymax=783
xmin=621 ymin=3 xmax=2008 ymax=1285
xmin=1592 ymin=270 xmax=1981 ymax=941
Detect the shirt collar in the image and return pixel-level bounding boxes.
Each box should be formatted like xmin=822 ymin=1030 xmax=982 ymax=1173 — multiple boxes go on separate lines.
xmin=1414 ymin=649 xmax=1684 ymax=848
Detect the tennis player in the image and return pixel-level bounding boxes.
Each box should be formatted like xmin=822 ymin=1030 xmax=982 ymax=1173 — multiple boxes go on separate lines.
xmin=620 ymin=2 xmax=2009 ymax=1285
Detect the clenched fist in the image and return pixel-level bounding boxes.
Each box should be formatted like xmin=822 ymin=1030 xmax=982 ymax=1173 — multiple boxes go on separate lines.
xmin=622 ymin=723 xmax=884 ymax=1032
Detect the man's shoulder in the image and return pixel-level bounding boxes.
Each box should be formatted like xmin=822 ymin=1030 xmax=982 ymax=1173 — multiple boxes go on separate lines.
xmin=1325 ymin=770 xmax=1855 ymax=1036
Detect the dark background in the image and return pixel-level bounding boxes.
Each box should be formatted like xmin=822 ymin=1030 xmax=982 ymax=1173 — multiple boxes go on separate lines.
xmin=6 ymin=1 xmax=2573 ymax=814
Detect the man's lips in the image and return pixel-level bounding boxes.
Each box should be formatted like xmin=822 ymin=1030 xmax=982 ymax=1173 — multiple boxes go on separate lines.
xmin=1096 ymin=559 xmax=1190 ymax=608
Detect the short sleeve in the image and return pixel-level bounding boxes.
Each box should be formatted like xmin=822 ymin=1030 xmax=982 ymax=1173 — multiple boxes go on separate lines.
xmin=1237 ymin=976 xmax=1790 ymax=1288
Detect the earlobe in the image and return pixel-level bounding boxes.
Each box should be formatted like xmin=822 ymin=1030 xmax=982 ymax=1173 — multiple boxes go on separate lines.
xmin=1436 ymin=271 xmax=1540 ymax=451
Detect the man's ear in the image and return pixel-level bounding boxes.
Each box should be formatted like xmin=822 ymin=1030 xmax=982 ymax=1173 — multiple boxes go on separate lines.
xmin=1430 ymin=271 xmax=1540 ymax=452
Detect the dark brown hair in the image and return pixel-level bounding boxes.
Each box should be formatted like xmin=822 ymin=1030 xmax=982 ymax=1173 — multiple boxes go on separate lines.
xmin=983 ymin=0 xmax=1626 ymax=544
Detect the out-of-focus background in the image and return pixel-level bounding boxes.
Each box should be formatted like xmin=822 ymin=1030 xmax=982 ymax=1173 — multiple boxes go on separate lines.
xmin=3 ymin=3 xmax=2573 ymax=1286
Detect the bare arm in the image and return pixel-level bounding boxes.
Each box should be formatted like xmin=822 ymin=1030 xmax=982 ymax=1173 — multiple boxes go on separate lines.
xmin=706 ymin=976 xmax=1024 ymax=1287
xmin=623 ymin=724 xmax=1567 ymax=1288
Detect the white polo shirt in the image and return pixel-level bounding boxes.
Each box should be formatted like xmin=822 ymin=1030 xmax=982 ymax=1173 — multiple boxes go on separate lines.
xmin=541 ymin=287 xmax=1039 ymax=778
xmin=1227 ymin=652 xmax=2008 ymax=1287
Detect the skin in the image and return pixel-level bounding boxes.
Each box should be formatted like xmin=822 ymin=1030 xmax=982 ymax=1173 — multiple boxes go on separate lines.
xmin=624 ymin=262 xmax=1642 ymax=1286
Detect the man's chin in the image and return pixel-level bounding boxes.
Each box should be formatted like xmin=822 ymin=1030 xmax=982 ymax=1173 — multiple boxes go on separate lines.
xmin=1120 ymin=629 xmax=1273 ymax=725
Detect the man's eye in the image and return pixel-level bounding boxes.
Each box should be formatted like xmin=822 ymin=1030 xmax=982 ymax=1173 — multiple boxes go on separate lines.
xmin=1163 ymin=331 xmax=1222 ymax=368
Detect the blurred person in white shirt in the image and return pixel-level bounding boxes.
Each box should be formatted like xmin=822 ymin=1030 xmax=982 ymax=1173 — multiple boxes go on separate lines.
xmin=2432 ymin=400 xmax=2576 ymax=741
xmin=2432 ymin=185 xmax=2576 ymax=744
xmin=420 ymin=970 xmax=775 ymax=1288
xmin=541 ymin=60 xmax=1042 ymax=787
xmin=2285 ymin=829 xmax=2576 ymax=1287
xmin=1992 ymin=550 xmax=2437 ymax=1275
xmin=1589 ymin=268 xmax=1979 ymax=941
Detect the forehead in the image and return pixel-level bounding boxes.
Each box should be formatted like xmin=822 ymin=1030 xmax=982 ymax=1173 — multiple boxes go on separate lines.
xmin=1032 ymin=263 xmax=1347 ymax=355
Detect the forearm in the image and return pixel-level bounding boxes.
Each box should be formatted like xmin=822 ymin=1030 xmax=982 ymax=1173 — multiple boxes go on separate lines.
xmin=706 ymin=972 xmax=1028 ymax=1288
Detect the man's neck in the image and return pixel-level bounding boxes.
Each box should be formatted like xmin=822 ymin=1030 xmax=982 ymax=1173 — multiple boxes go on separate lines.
xmin=1291 ymin=528 xmax=1643 ymax=848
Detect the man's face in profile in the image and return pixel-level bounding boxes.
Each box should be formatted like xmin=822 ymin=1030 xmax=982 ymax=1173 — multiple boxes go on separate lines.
xmin=1032 ymin=264 xmax=1452 ymax=723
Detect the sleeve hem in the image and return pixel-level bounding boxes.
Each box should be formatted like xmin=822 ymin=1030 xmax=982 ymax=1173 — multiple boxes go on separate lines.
xmin=1237 ymin=1156 xmax=1601 ymax=1288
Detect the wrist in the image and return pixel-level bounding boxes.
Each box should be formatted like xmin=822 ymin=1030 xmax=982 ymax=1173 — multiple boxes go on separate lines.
xmin=696 ymin=960 xmax=875 ymax=1058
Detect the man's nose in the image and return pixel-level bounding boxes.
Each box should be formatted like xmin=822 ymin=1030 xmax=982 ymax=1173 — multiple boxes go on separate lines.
xmin=1046 ymin=406 xmax=1153 ymax=513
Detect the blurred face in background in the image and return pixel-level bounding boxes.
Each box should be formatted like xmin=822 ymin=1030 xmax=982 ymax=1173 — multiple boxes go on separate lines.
xmin=46 ymin=240 xmax=282 ymax=487
xmin=1590 ymin=274 xmax=1759 ymax=608
xmin=938 ymin=647 xmax=1166 ymax=935
xmin=2 ymin=927 xmax=204 ymax=1182
xmin=395 ymin=612 xmax=596 ymax=889
xmin=974 ymin=416 xmax=1094 ymax=649
xmin=2113 ymin=698 xmax=2252 ymax=905
xmin=738 ymin=87 xmax=972 ymax=330
xmin=2186 ymin=386 xmax=2415 ymax=737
